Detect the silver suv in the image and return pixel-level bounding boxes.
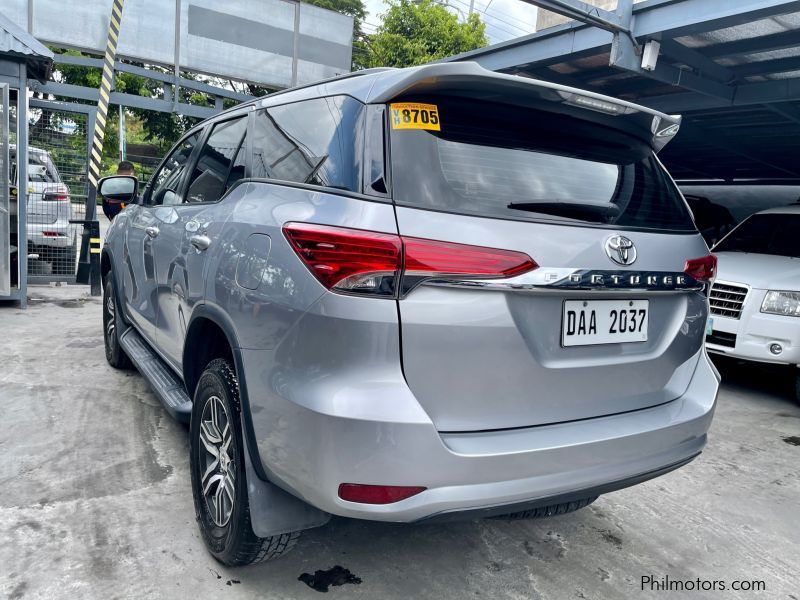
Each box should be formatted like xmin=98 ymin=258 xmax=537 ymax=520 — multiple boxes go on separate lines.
xmin=99 ymin=63 xmax=720 ymax=567
xmin=10 ymin=145 xmax=76 ymax=274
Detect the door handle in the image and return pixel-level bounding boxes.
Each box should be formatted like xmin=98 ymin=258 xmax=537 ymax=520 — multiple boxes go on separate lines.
xmin=190 ymin=234 xmax=211 ymax=251
xmin=145 ymin=226 xmax=159 ymax=239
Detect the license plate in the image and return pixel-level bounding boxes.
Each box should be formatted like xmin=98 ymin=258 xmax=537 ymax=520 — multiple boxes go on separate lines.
xmin=562 ymin=300 xmax=649 ymax=347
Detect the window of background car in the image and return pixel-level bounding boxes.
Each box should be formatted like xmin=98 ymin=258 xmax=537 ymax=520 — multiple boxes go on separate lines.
xmin=149 ymin=132 xmax=200 ymax=206
xmin=389 ymin=96 xmax=695 ymax=232
xmin=185 ymin=116 xmax=248 ymax=203
xmin=10 ymin=150 xmax=60 ymax=184
xmin=251 ymin=96 xmax=363 ymax=193
xmin=713 ymin=213 xmax=800 ymax=258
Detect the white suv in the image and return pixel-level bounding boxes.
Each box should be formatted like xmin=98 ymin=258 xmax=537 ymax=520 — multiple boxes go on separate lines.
xmin=10 ymin=145 xmax=76 ymax=275
xmin=706 ymin=206 xmax=800 ymax=402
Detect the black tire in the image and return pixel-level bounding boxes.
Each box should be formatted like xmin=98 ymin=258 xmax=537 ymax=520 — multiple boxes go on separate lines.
xmin=794 ymin=370 xmax=800 ymax=406
xmin=190 ymin=358 xmax=300 ymax=566
xmin=493 ymin=496 xmax=598 ymax=520
xmin=103 ymin=272 xmax=132 ymax=369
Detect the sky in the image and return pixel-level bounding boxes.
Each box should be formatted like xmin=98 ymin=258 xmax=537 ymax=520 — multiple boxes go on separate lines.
xmin=362 ymin=0 xmax=539 ymax=43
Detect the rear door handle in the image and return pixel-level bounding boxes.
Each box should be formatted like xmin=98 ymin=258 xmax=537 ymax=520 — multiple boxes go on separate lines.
xmin=190 ymin=234 xmax=211 ymax=251
xmin=145 ymin=226 xmax=159 ymax=239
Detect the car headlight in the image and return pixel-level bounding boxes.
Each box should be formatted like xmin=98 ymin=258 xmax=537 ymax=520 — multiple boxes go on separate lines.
xmin=761 ymin=291 xmax=800 ymax=317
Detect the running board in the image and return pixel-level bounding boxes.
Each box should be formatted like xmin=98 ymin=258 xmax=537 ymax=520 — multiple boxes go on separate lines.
xmin=119 ymin=327 xmax=192 ymax=423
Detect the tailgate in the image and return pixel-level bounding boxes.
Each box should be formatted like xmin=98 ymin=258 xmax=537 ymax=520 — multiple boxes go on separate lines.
xmin=396 ymin=208 xmax=709 ymax=431
xmin=387 ymin=94 xmax=709 ymax=432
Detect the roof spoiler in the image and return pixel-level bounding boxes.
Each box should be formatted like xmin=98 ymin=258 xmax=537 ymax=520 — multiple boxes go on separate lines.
xmin=367 ymin=62 xmax=681 ymax=152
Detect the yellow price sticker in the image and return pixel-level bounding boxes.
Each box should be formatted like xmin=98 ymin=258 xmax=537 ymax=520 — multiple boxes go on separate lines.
xmin=390 ymin=103 xmax=440 ymax=131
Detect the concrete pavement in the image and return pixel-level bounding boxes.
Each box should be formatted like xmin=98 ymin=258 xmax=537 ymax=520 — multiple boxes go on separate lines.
xmin=1 ymin=285 xmax=798 ymax=599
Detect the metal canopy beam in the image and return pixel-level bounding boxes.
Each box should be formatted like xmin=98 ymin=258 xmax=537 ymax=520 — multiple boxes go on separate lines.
xmin=642 ymin=78 xmax=800 ymax=112
xmin=447 ymin=0 xmax=800 ymax=72
xmin=30 ymin=81 xmax=219 ymax=119
xmin=732 ymin=55 xmax=800 ymax=78
xmin=52 ymin=54 xmax=252 ymax=102
xmin=643 ymin=61 xmax=735 ymax=101
xmin=669 ymin=123 xmax=800 ymax=178
xmin=701 ymin=29 xmax=800 ymax=58
xmin=764 ymin=102 xmax=800 ymax=126
xmin=658 ymin=39 xmax=735 ymax=84
xmin=517 ymin=0 xmax=628 ymax=33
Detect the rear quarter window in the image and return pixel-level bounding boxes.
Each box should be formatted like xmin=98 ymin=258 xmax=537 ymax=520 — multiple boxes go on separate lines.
xmin=251 ymin=95 xmax=364 ymax=193
xmin=388 ymin=97 xmax=695 ymax=232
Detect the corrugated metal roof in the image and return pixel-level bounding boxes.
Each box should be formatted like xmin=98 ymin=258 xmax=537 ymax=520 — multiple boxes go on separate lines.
xmin=0 ymin=11 xmax=53 ymax=82
xmin=445 ymin=0 xmax=800 ymax=181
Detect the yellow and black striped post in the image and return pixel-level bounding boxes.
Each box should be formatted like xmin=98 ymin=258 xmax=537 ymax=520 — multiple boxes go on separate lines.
xmin=79 ymin=0 xmax=125 ymax=295
xmin=88 ymin=0 xmax=125 ymax=189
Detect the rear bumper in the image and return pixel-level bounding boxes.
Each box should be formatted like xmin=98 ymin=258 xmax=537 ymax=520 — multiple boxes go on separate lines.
xmin=27 ymin=220 xmax=75 ymax=248
xmin=246 ymin=349 xmax=719 ymax=522
xmin=418 ymin=453 xmax=699 ymax=523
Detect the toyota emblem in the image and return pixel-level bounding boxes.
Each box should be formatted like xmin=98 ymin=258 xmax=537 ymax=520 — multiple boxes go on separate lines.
xmin=605 ymin=235 xmax=637 ymax=266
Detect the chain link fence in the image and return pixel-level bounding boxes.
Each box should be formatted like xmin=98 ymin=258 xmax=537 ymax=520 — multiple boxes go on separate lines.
xmin=24 ymin=104 xmax=90 ymax=280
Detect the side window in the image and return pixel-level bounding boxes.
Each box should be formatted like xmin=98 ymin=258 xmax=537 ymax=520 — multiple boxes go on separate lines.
xmin=149 ymin=132 xmax=200 ymax=206
xmin=185 ymin=116 xmax=248 ymax=204
xmin=251 ymin=96 xmax=363 ymax=193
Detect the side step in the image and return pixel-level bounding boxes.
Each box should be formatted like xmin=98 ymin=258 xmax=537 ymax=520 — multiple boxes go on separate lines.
xmin=119 ymin=327 xmax=192 ymax=423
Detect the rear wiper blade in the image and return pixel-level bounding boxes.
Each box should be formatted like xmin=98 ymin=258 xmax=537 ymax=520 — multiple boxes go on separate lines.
xmin=508 ymin=201 xmax=620 ymax=222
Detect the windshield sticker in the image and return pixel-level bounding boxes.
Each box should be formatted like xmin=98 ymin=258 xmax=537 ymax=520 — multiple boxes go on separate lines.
xmin=390 ymin=103 xmax=440 ymax=131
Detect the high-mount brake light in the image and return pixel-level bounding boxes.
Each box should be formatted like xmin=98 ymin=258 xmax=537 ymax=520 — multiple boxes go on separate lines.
xmin=684 ymin=254 xmax=717 ymax=283
xmin=282 ymin=223 xmax=538 ymax=297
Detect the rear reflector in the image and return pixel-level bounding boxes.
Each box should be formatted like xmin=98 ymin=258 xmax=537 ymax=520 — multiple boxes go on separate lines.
xmin=684 ymin=254 xmax=717 ymax=282
xmin=338 ymin=483 xmax=426 ymax=504
xmin=282 ymin=222 xmax=537 ymax=297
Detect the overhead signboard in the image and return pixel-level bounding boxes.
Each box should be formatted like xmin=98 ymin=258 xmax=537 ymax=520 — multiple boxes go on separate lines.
xmin=4 ymin=0 xmax=353 ymax=88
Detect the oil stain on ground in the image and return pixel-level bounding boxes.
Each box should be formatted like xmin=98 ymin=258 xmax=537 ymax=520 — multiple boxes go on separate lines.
xmin=782 ymin=436 xmax=800 ymax=446
xmin=298 ymin=566 xmax=362 ymax=592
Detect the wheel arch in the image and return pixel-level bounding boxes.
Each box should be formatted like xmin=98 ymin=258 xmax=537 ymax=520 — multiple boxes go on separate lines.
xmin=184 ymin=304 xmax=270 ymax=481
xmin=101 ymin=247 xmax=130 ymax=325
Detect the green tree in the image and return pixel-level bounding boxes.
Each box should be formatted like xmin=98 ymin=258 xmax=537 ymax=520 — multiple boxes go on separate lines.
xmin=366 ymin=0 xmax=487 ymax=68
xmin=53 ymin=51 xmax=199 ymax=150
xmin=304 ymin=0 xmax=370 ymax=70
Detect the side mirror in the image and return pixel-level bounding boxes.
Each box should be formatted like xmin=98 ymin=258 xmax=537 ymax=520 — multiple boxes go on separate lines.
xmin=98 ymin=175 xmax=138 ymax=221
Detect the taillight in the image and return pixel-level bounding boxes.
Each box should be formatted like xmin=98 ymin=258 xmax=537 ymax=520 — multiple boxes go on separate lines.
xmin=403 ymin=237 xmax=537 ymax=291
xmin=338 ymin=483 xmax=426 ymax=504
xmin=282 ymin=222 xmax=402 ymax=296
xmin=282 ymin=222 xmax=537 ymax=297
xmin=684 ymin=254 xmax=717 ymax=282
xmin=43 ymin=191 xmax=69 ymax=201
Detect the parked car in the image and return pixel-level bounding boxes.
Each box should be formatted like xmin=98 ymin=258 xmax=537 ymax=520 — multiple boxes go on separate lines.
xmin=705 ymin=206 xmax=800 ymax=403
xmin=10 ymin=145 xmax=77 ymax=274
xmin=99 ymin=63 xmax=720 ymax=566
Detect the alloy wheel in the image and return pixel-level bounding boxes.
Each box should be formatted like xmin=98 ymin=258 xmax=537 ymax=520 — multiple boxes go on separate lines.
xmin=105 ymin=287 xmax=116 ymax=345
xmin=199 ymin=395 xmax=236 ymax=527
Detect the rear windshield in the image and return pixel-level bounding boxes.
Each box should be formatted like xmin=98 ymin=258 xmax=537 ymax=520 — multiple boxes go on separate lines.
xmin=714 ymin=213 xmax=800 ymax=258
xmin=10 ymin=149 xmax=61 ymax=184
xmin=388 ymin=97 xmax=694 ymax=232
